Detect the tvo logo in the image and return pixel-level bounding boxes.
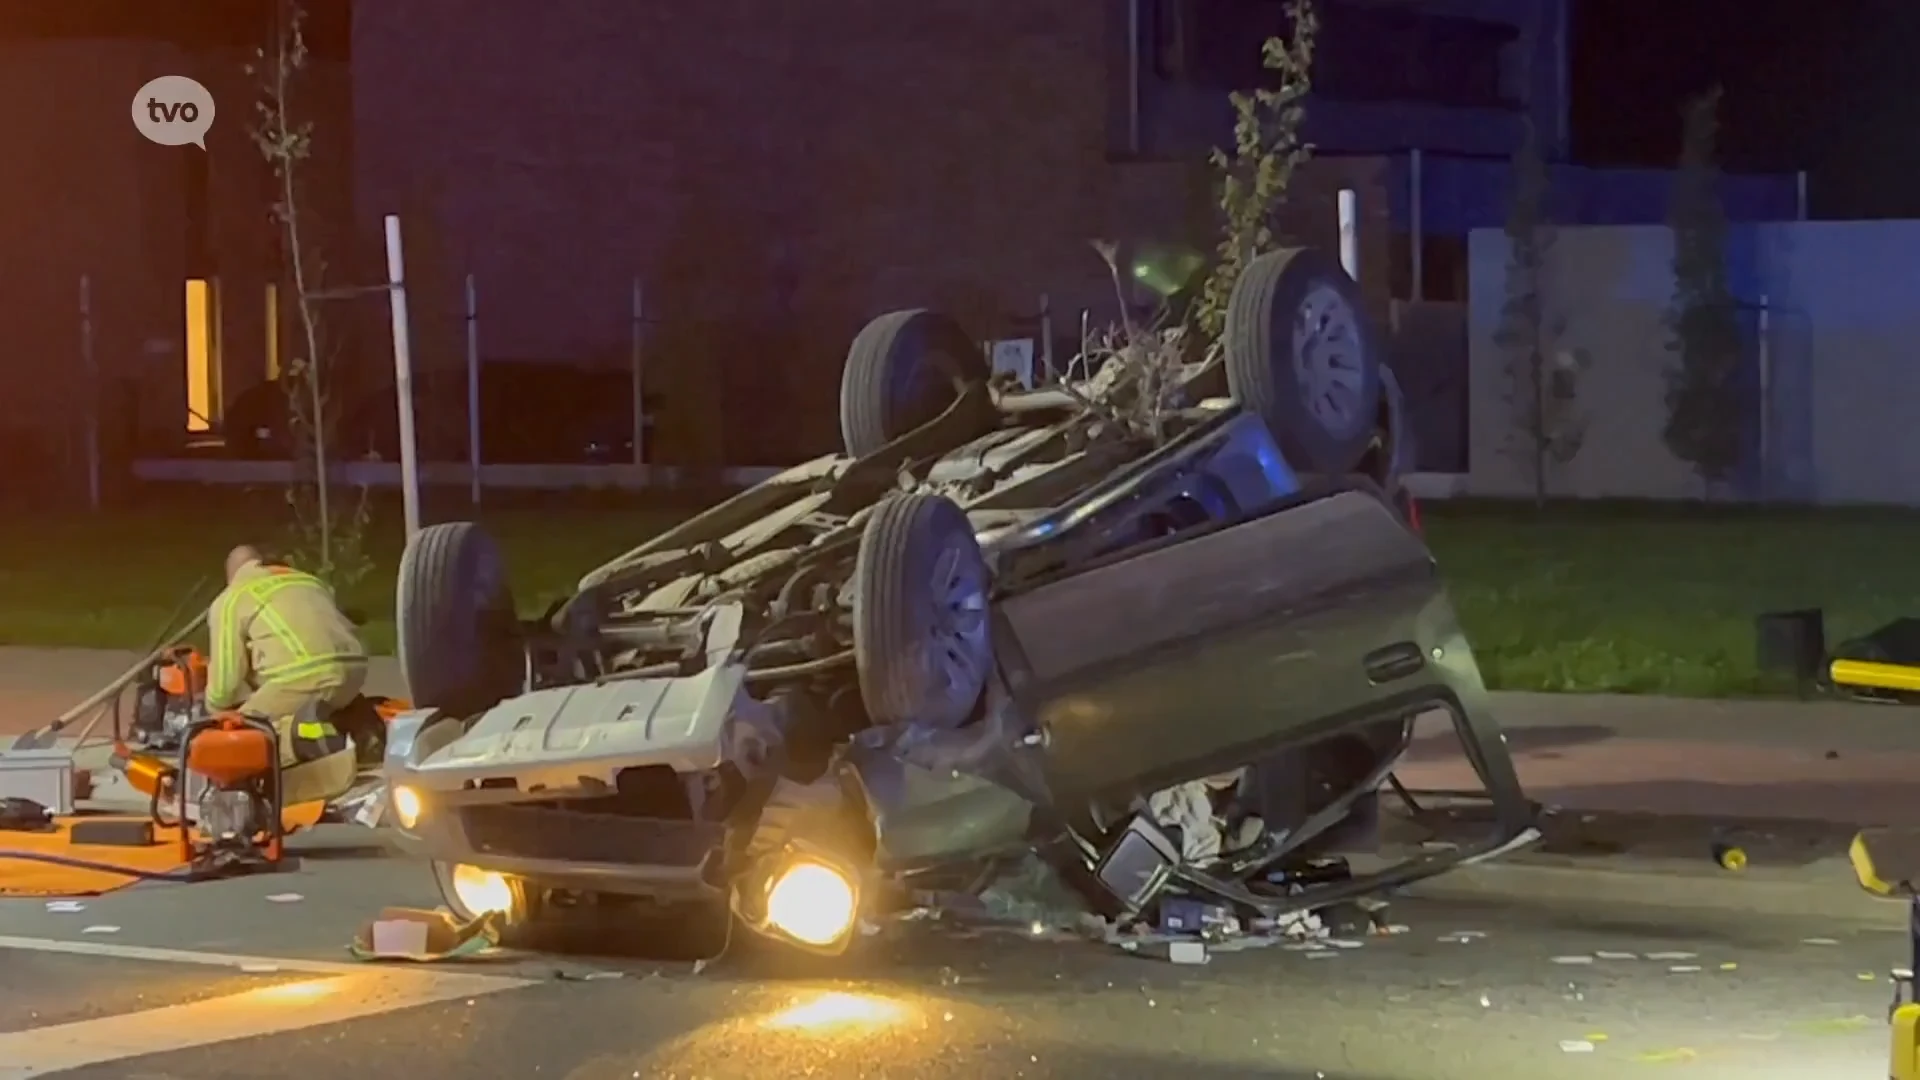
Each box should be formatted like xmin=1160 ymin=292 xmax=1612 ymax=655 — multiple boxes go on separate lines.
xmin=132 ymin=76 xmax=215 ymax=148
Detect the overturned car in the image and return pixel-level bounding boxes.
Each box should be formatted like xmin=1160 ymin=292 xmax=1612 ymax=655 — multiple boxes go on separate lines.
xmin=381 ymin=248 xmax=1536 ymax=954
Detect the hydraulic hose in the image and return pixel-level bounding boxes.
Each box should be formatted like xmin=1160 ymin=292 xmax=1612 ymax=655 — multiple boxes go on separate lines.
xmin=0 ymin=848 xmax=201 ymax=881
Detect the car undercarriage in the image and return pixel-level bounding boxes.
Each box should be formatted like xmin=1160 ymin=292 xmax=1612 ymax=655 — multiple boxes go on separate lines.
xmin=379 ymin=247 xmax=1537 ymax=954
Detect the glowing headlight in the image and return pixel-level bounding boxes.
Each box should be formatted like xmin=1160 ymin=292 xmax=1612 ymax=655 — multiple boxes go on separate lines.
xmin=390 ymin=785 xmax=423 ymax=830
xmin=448 ymin=864 xmax=515 ymax=917
xmin=763 ymin=859 xmax=858 ymax=947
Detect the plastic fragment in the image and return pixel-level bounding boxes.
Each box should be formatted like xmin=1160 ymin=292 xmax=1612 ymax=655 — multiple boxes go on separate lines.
xmin=266 ymin=893 xmax=303 ymax=903
xmin=1551 ymin=955 xmax=1595 ymax=965
xmin=1559 ymin=1040 xmax=1595 ymax=1053
xmin=1669 ymin=965 xmax=1702 ymax=974
xmin=1168 ymin=940 xmax=1208 ymax=965
xmin=1802 ymin=937 xmax=1839 ymax=946
xmin=1594 ymin=951 xmax=1636 ymax=960
xmin=1645 ymin=951 xmax=1696 ymax=961
xmin=80 ymin=925 xmax=118 ymax=935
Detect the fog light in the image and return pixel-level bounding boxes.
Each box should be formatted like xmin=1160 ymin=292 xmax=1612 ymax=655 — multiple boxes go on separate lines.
xmin=391 ymin=785 xmax=423 ymax=830
xmin=764 ymin=859 xmax=858 ymax=947
xmin=448 ymin=864 xmax=514 ymax=917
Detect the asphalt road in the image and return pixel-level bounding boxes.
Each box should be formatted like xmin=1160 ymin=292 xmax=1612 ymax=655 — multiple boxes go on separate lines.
xmin=0 ymin=831 xmax=1903 ymax=1079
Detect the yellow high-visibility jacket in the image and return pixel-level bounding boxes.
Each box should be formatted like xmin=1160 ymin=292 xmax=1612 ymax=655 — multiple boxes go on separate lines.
xmin=205 ymin=561 xmax=367 ymax=710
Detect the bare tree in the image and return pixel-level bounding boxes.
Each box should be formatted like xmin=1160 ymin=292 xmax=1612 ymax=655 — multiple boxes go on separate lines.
xmin=251 ymin=0 xmax=370 ymax=588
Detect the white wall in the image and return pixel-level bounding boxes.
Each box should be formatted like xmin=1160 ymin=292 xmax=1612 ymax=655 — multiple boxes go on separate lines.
xmin=1467 ymin=219 xmax=1920 ymax=505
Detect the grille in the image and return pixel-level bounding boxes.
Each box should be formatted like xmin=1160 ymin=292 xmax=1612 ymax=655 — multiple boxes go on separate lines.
xmin=458 ymin=804 xmax=724 ymax=867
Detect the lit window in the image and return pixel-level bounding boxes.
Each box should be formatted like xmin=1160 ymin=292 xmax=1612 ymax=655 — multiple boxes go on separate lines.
xmin=265 ymin=282 xmax=280 ymax=380
xmin=185 ymin=278 xmax=213 ymax=431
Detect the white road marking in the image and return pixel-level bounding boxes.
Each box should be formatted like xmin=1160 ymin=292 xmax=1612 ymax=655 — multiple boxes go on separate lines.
xmin=0 ymin=934 xmax=364 ymax=974
xmin=0 ymin=935 xmax=536 ymax=1077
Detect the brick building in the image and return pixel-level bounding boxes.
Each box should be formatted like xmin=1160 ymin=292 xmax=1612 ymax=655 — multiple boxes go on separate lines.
xmin=8 ymin=0 xmax=1796 ymax=483
xmin=0 ymin=0 xmax=351 ymax=503
xmin=349 ymin=1 xmax=1462 ymax=466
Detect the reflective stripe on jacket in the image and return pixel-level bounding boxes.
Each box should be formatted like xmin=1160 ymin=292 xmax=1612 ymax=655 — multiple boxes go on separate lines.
xmin=205 ymin=562 xmax=367 ymax=710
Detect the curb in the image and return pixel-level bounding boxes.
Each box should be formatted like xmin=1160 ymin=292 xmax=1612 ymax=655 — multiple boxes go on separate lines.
xmin=1401 ymin=857 xmax=1909 ymax=926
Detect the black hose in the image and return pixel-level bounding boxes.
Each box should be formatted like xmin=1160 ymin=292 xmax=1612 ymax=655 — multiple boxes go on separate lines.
xmin=0 ymin=849 xmax=200 ymax=882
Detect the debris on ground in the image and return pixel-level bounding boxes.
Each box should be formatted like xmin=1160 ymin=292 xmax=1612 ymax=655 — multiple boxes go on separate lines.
xmin=552 ymin=967 xmax=624 ymax=981
xmin=265 ymin=893 xmax=304 ymax=904
xmin=898 ymin=826 xmax=1407 ymax=963
xmin=349 ymin=906 xmax=501 ymax=962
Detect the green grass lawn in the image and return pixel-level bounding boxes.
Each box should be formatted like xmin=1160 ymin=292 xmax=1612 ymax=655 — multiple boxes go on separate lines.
xmin=1 ymin=488 xmax=1913 ymax=698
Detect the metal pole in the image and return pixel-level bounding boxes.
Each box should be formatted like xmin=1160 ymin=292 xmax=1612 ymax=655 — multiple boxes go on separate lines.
xmin=1125 ymin=0 xmax=1142 ymax=155
xmin=1338 ymin=189 xmax=1359 ymax=280
xmin=383 ymin=214 xmax=422 ymax=538
xmin=1039 ymin=293 xmax=1054 ymax=381
xmin=1757 ymin=294 xmax=1773 ymax=498
xmin=1795 ymin=171 xmax=1809 ymax=221
xmin=465 ymin=273 xmax=481 ymax=506
xmin=1077 ymin=308 xmax=1091 ymax=381
xmin=79 ymin=274 xmax=99 ymax=512
xmin=630 ymin=278 xmax=645 ymax=468
xmin=1408 ymin=151 xmax=1425 ymax=301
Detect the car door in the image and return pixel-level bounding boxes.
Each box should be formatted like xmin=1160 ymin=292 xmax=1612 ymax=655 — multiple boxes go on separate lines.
xmin=991 ymin=485 xmax=1470 ymax=804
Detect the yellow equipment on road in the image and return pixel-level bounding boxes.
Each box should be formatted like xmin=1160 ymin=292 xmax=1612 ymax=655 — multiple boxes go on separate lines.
xmin=1847 ymin=827 xmax=1920 ymax=1079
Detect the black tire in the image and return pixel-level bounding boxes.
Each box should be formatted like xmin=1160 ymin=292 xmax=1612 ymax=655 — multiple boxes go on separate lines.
xmin=396 ymin=522 xmax=523 ymax=716
xmin=839 ymin=309 xmax=990 ymax=458
xmin=852 ymin=494 xmax=992 ymax=729
xmin=1225 ymin=248 xmax=1384 ymax=474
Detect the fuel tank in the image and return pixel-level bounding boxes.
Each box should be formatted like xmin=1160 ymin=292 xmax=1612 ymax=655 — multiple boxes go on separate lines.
xmin=993 ymin=485 xmax=1478 ymax=802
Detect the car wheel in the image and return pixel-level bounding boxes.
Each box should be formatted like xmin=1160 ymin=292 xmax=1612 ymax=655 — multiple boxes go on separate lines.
xmin=852 ymin=493 xmax=992 ymax=729
xmin=396 ymin=522 xmax=523 ymax=716
xmin=1225 ymin=248 xmax=1384 ymax=474
xmin=839 ymin=309 xmax=990 ymax=458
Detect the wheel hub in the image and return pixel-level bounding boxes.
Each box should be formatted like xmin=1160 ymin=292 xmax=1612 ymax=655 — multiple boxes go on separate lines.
xmin=922 ymin=544 xmax=989 ymax=712
xmin=1290 ymin=284 xmax=1367 ymax=436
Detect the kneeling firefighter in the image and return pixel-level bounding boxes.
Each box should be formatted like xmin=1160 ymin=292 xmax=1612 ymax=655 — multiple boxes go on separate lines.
xmin=204 ymin=544 xmax=368 ymax=806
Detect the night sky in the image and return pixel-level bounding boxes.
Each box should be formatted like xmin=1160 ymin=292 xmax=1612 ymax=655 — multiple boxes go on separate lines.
xmin=1574 ymin=0 xmax=1918 ymax=218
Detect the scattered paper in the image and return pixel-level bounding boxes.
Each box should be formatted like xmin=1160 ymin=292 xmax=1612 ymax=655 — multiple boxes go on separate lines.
xmin=1669 ymin=965 xmax=1702 ymax=974
xmin=1645 ymin=951 xmax=1696 ymax=961
xmin=371 ymin=919 xmax=430 ymax=957
xmin=80 ymin=925 xmax=118 ymax=935
xmin=1801 ymin=937 xmax=1839 ymax=946
xmin=266 ymin=893 xmax=303 ymax=904
xmin=1559 ymin=1040 xmax=1595 ymax=1053
xmin=1594 ymin=951 xmax=1637 ymax=960
xmin=1551 ymin=955 xmax=1595 ymax=966
xmin=691 ymin=958 xmax=709 ymax=975
xmin=44 ymin=901 xmax=84 ymax=913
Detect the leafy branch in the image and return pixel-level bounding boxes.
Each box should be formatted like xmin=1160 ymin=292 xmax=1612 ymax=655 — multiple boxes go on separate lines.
xmin=1494 ymin=118 xmax=1587 ymax=504
xmin=1662 ymin=86 xmax=1743 ymax=496
xmin=1193 ymin=0 xmax=1317 ymax=345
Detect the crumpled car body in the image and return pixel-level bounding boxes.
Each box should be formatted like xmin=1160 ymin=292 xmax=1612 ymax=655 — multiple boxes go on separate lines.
xmin=381 ymin=248 xmax=1537 ymax=953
